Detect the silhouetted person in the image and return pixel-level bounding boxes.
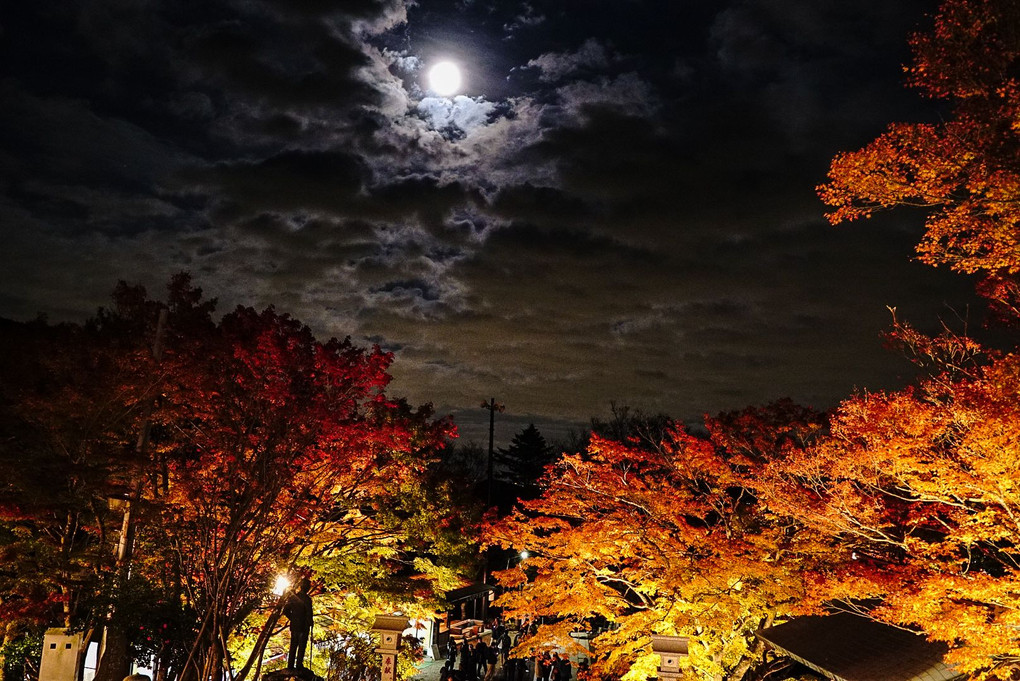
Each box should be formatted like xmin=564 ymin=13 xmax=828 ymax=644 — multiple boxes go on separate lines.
xmin=460 ymin=640 xmax=475 ymax=681
xmin=284 ymin=577 xmax=313 ymax=669
xmin=554 ymin=653 xmax=571 ymax=681
xmin=476 ymin=640 xmax=489 ymax=678
xmin=499 ymin=632 xmax=512 ymax=665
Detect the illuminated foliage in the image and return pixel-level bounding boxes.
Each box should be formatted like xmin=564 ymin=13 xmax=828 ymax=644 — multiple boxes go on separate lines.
xmin=748 ymin=348 xmax=1020 ymax=679
xmin=819 ymin=0 xmax=1020 ymax=302
xmin=816 ymin=5 xmax=1020 ymax=670
xmin=486 ymin=402 xmax=827 ymax=681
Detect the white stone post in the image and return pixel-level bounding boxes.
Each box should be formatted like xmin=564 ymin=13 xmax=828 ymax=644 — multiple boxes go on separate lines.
xmin=39 ymin=629 xmax=83 ymax=681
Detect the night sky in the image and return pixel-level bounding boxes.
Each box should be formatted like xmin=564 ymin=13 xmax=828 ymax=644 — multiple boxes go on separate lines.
xmin=0 ymin=0 xmax=979 ymax=444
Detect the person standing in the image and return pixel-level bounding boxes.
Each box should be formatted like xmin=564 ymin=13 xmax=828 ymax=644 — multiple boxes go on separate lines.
xmin=483 ymin=642 xmax=498 ymax=681
xmin=283 ymin=577 xmax=313 ymax=669
xmin=475 ymin=640 xmax=489 ymax=678
xmin=499 ymin=631 xmax=512 ymax=666
xmin=541 ymin=652 xmax=554 ymax=681
xmin=460 ymin=640 xmax=474 ymax=681
xmin=492 ymin=619 xmax=505 ymax=645
xmin=447 ymin=639 xmax=458 ymax=667
xmin=555 ymin=654 xmax=571 ymax=681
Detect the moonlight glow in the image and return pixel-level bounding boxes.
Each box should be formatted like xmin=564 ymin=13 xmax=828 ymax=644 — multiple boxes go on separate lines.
xmin=428 ymin=61 xmax=462 ymax=96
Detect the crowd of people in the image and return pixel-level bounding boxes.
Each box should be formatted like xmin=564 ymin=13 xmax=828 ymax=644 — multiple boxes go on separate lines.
xmin=437 ymin=619 xmax=583 ymax=681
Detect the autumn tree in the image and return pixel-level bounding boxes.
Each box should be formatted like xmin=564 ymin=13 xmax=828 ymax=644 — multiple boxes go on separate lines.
xmin=131 ymin=293 xmax=461 ymax=681
xmin=819 ymin=0 xmax=1020 ymax=317
xmin=0 ymin=276 xmax=469 ymax=681
xmin=739 ymin=338 xmax=1020 ymax=679
xmin=485 ymin=403 xmax=828 ymax=681
xmin=0 ymin=303 xmax=167 ymax=681
xmin=814 ymin=4 xmax=1020 ymax=672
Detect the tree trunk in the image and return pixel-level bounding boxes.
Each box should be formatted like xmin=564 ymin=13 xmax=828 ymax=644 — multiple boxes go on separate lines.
xmin=94 ymin=309 xmax=168 ymax=681
xmin=75 ymin=628 xmax=97 ymax=681
xmin=94 ymin=625 xmax=132 ymax=681
xmin=234 ymin=601 xmax=284 ymax=681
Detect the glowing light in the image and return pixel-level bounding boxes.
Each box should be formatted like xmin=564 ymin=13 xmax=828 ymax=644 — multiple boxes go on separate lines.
xmin=273 ymin=574 xmax=291 ymax=596
xmin=520 ymin=551 xmax=529 ymax=559
xmin=428 ymin=61 xmax=462 ymax=96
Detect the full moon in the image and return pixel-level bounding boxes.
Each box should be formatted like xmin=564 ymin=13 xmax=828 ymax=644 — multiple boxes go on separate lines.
xmin=428 ymin=61 xmax=461 ymax=96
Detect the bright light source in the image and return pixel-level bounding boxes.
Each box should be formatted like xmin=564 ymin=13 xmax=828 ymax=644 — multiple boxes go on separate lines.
xmin=520 ymin=551 xmax=529 ymax=559
xmin=428 ymin=61 xmax=462 ymax=96
xmin=273 ymin=574 xmax=291 ymax=596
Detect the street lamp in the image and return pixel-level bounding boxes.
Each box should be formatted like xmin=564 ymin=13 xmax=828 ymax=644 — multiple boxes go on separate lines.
xmin=507 ymin=550 xmax=529 ymax=570
xmin=273 ymin=574 xmax=291 ymax=597
xmin=505 ymin=546 xmax=530 ymax=570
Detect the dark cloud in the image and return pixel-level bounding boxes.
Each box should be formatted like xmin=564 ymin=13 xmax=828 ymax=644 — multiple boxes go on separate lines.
xmin=526 ymin=38 xmax=614 ymax=83
xmin=186 ymin=150 xmax=369 ymax=213
xmin=488 ymin=184 xmax=594 ymax=226
xmin=0 ymin=0 xmax=979 ymax=443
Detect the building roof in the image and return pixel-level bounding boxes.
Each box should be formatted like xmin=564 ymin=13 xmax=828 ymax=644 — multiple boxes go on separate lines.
xmin=445 ymin=583 xmax=494 ymax=603
xmin=756 ymin=613 xmax=964 ymax=681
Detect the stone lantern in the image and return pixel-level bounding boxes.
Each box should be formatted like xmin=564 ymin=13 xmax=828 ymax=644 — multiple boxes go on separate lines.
xmin=650 ymin=635 xmax=689 ymax=681
xmin=372 ymin=615 xmax=409 ymax=681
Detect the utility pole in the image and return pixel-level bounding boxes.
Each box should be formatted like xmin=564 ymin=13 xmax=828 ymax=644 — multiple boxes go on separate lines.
xmin=480 ymin=397 xmax=504 ymax=508
xmin=480 ymin=397 xmax=504 ymax=588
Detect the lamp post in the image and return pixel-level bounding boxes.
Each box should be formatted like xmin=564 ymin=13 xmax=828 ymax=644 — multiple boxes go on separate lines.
xmin=506 ymin=550 xmax=529 ymax=570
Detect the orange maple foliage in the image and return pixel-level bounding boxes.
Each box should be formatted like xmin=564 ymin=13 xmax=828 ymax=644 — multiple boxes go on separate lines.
xmin=815 ymin=3 xmax=1020 ymax=671
xmin=486 ymin=403 xmax=827 ymax=681
xmin=750 ymin=351 xmax=1020 ymax=679
xmin=819 ymin=0 xmax=1020 ymax=281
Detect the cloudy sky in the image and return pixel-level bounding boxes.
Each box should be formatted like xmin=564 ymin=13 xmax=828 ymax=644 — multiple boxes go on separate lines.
xmin=0 ymin=0 xmax=979 ymax=443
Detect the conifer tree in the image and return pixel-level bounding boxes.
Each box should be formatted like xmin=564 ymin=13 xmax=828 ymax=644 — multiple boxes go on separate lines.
xmin=494 ymin=424 xmax=557 ymax=498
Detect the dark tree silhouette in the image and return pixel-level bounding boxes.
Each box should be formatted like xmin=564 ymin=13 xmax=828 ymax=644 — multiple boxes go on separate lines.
xmin=494 ymin=424 xmax=557 ymax=499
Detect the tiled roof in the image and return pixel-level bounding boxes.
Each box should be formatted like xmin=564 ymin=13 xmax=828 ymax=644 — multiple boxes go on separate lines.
xmin=756 ymin=613 xmax=964 ymax=681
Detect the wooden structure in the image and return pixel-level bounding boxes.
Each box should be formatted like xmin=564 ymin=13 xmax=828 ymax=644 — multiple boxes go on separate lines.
xmin=757 ymin=613 xmax=963 ymax=681
xmin=431 ymin=584 xmax=495 ymax=652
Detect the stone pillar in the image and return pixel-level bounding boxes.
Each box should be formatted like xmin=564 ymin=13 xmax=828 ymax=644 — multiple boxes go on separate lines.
xmin=39 ymin=629 xmax=83 ymax=681
xmin=373 ymin=616 xmax=409 ymax=681
xmin=650 ymin=635 xmax=689 ymax=681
